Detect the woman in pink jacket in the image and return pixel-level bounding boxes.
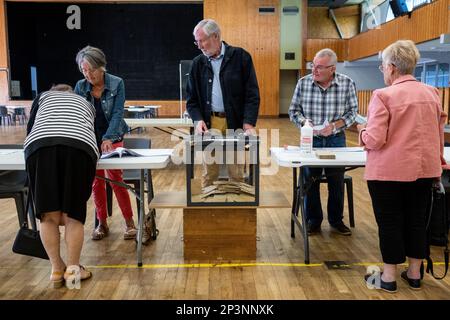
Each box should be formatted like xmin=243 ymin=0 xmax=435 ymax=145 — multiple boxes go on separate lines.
xmin=357 ymin=40 xmax=446 ymax=293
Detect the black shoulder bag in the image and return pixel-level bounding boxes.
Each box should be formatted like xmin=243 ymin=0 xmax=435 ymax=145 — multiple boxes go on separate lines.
xmin=12 ymin=192 xmax=49 ymax=260
xmin=423 ymin=183 xmax=449 ymax=279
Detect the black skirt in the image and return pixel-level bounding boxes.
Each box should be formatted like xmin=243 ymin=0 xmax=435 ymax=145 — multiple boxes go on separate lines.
xmin=26 ymin=145 xmax=96 ymax=224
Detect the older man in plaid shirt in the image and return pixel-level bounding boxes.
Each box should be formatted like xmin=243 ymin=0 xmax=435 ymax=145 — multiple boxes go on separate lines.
xmin=288 ymin=48 xmax=358 ymax=236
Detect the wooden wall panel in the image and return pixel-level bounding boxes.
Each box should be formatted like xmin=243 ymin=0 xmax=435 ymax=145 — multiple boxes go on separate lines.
xmin=336 ymin=15 xmax=360 ymax=39
xmin=448 ymin=0 xmax=450 ymax=34
xmin=308 ymin=7 xmax=340 ymax=39
xmin=357 ymin=90 xmax=372 ymax=117
xmin=183 ymin=208 xmax=256 ymax=260
xmin=348 ymin=0 xmax=449 ymax=61
xmin=306 ymin=39 xmax=348 ymax=61
xmin=308 ymin=6 xmax=360 ymax=39
xmin=0 ymin=0 xmax=8 ymax=103
xmin=205 ymin=0 xmax=280 ymax=117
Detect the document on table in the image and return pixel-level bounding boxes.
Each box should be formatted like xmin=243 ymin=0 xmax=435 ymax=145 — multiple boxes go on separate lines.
xmin=282 ymin=146 xmax=364 ymax=153
xmin=313 ymin=147 xmax=364 ymax=152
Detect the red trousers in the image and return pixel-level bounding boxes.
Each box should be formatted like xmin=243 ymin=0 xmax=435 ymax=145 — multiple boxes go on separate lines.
xmin=93 ymin=142 xmax=133 ymax=221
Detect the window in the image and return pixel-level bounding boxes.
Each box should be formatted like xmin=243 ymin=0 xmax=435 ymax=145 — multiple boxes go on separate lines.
xmin=437 ymin=63 xmax=449 ymax=87
xmin=425 ymin=64 xmax=437 ymax=87
xmin=375 ymin=0 xmax=432 ymax=25
xmin=414 ymin=65 xmax=423 ymax=82
xmin=419 ymin=63 xmax=449 ymax=87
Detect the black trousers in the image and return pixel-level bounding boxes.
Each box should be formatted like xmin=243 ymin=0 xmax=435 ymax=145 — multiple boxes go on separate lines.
xmin=367 ymin=179 xmax=433 ymax=264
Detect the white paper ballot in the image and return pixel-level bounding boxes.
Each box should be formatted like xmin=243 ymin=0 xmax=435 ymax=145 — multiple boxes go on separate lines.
xmin=355 ymin=114 xmax=367 ymax=124
xmin=313 ymin=120 xmax=329 ymax=131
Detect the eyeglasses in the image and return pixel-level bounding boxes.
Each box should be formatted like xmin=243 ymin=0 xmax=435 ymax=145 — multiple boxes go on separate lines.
xmin=378 ymin=63 xmax=396 ymax=73
xmin=81 ymin=67 xmax=99 ymax=75
xmin=194 ymin=34 xmax=213 ymax=47
xmin=311 ymin=64 xmax=334 ymax=71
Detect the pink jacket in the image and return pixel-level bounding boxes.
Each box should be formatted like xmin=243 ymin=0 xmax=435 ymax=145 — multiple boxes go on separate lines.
xmin=360 ymin=75 xmax=446 ymax=181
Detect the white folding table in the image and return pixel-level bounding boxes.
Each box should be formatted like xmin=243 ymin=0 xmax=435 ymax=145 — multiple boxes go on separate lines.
xmin=271 ymin=147 xmax=366 ymax=264
xmin=271 ymin=146 xmax=450 ymax=264
xmin=0 ymin=148 xmax=173 ymax=267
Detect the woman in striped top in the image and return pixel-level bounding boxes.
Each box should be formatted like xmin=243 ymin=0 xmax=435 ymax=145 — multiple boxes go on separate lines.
xmin=25 ymin=84 xmax=98 ymax=289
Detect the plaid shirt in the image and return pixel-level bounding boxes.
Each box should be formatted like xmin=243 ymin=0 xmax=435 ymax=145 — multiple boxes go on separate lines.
xmin=288 ymin=72 xmax=358 ymax=133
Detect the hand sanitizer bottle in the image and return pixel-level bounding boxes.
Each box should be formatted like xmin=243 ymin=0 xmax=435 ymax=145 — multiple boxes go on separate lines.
xmin=300 ymin=120 xmax=313 ymax=156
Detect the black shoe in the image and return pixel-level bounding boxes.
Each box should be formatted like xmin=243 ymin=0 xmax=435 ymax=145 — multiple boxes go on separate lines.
xmin=364 ymin=273 xmax=397 ymax=293
xmin=307 ymin=223 xmax=321 ymax=235
xmin=330 ymin=222 xmax=352 ymax=236
xmin=401 ymin=271 xmax=421 ymax=290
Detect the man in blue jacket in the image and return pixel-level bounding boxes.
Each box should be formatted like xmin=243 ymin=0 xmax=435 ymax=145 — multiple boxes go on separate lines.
xmin=186 ymin=19 xmax=260 ymax=189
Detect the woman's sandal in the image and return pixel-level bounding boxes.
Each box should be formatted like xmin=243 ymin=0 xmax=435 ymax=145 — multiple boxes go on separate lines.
xmin=91 ymin=224 xmax=109 ymax=240
xmin=124 ymin=226 xmax=137 ymax=240
xmin=64 ymin=265 xmax=92 ymax=289
xmin=79 ymin=265 xmax=92 ymax=280
xmin=50 ymin=270 xmax=65 ymax=289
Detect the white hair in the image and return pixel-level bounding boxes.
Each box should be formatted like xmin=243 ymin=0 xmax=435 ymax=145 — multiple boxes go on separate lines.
xmin=315 ymin=48 xmax=338 ymax=65
xmin=382 ymin=40 xmax=420 ymax=75
xmin=193 ymin=19 xmax=221 ymax=39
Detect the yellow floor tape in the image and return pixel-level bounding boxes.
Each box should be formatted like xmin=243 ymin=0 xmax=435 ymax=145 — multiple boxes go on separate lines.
xmin=89 ymin=261 xmax=446 ymax=269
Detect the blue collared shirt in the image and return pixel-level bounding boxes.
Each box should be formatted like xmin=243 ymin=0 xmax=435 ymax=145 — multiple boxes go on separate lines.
xmin=209 ymin=42 xmax=225 ymax=112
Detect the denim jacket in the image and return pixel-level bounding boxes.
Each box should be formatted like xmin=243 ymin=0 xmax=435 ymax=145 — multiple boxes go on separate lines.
xmin=74 ymin=73 xmax=129 ymax=142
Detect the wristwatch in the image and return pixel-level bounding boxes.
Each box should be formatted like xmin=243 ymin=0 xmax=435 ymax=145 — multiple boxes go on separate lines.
xmin=332 ymin=122 xmax=337 ymax=134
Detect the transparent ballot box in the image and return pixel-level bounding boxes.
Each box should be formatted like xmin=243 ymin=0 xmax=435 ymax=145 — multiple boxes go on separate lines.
xmin=186 ymin=134 xmax=260 ymax=206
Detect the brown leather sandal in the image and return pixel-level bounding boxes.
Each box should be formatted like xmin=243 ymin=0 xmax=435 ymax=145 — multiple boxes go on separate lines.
xmin=79 ymin=265 xmax=92 ymax=280
xmin=91 ymin=224 xmax=109 ymax=240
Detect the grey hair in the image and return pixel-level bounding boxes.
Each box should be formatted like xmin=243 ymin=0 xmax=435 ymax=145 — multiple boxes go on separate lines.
xmin=315 ymin=48 xmax=338 ymax=65
xmin=382 ymin=40 xmax=420 ymax=75
xmin=193 ymin=19 xmax=221 ymax=39
xmin=75 ymin=45 xmax=107 ymax=73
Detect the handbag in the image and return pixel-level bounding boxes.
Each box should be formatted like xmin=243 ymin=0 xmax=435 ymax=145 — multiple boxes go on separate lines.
xmin=11 ymin=193 xmax=49 ymax=260
xmin=12 ymin=223 xmax=49 ymax=260
xmin=423 ymin=182 xmax=449 ymax=279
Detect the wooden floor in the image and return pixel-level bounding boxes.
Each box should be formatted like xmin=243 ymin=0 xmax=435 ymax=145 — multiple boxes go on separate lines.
xmin=0 ymin=119 xmax=449 ymax=300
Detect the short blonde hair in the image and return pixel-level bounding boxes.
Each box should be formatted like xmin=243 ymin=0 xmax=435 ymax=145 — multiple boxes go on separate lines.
xmin=382 ymin=40 xmax=420 ymax=75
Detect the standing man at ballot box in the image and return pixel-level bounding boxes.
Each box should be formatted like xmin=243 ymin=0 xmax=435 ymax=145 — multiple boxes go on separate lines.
xmin=186 ymin=19 xmax=260 ymax=189
xmin=288 ymin=48 xmax=358 ymax=236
